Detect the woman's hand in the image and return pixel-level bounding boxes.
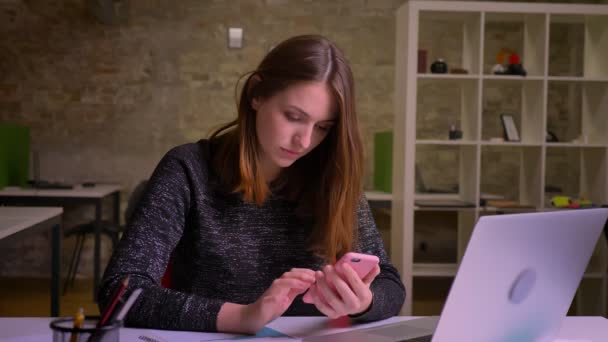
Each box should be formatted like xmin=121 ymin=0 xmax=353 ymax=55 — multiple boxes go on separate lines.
xmin=218 ymin=268 xmax=315 ymax=334
xmin=303 ymin=263 xmax=380 ymax=318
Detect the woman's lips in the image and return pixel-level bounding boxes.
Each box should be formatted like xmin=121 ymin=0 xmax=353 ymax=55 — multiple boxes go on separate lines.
xmin=281 ymin=147 xmax=301 ymax=158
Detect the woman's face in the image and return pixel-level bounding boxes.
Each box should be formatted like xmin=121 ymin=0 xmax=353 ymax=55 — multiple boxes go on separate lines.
xmin=253 ymin=81 xmax=336 ymax=181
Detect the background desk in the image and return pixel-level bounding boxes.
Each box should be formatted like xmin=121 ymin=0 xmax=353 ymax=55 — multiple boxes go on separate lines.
xmin=0 ymin=206 xmax=63 ymax=317
xmin=0 ymin=316 xmax=606 ymax=341
xmin=0 ymin=184 xmax=121 ymax=300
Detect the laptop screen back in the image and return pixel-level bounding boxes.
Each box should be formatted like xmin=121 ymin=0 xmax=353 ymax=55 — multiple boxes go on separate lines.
xmin=433 ymin=209 xmax=608 ymax=342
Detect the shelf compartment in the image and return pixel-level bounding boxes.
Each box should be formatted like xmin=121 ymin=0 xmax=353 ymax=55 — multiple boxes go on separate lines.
xmin=413 ymin=263 xmax=458 ymax=277
xmin=580 ymin=148 xmax=608 ymax=205
xmin=547 ymin=81 xmax=581 ymax=144
xmin=416 ymin=139 xmax=478 ymax=146
xmin=481 ymin=141 xmax=542 ymax=147
xmin=455 ymin=210 xmax=478 ymax=264
xmin=480 ymin=145 xmax=543 ymax=208
xmin=483 ymin=13 xmax=546 ymax=77
xmin=582 ymin=82 xmax=608 ymax=145
xmin=418 ymin=11 xmax=482 ymax=75
xmin=481 ymin=78 xmax=544 ymax=144
xmin=545 ymin=142 xmax=606 ymax=148
xmin=580 ymin=237 xmax=608 ymax=314
xmin=418 ymin=74 xmax=479 ymax=80
xmin=585 ymin=237 xmax=608 ymax=277
xmin=547 ymin=81 xmax=608 ymax=146
xmin=584 ymin=15 xmax=608 ymax=78
xmin=414 ymin=211 xmax=458 ymax=264
xmin=482 ymin=75 xmax=544 ymax=81
xmin=478 ymin=207 xmax=538 ymax=213
xmin=416 ymin=78 xmax=480 ymax=141
xmin=415 ymin=144 xmax=478 ymax=204
xmin=543 ymin=146 xmax=606 ymax=207
xmin=548 ymin=76 xmax=608 ymax=82
xmin=549 ymin=14 xmax=608 ymax=78
xmin=549 ymin=15 xmax=585 ymax=77
xmin=414 ymin=206 xmax=476 ymax=212
xmin=576 ymin=277 xmax=607 ymax=316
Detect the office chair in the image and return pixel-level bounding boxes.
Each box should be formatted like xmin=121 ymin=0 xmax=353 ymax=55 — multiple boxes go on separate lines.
xmin=63 ymin=180 xmax=148 ymax=294
xmin=605 ymin=219 xmax=608 ymax=244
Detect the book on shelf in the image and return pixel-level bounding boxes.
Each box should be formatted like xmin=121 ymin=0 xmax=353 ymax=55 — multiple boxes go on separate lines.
xmin=481 ymin=199 xmax=535 ymax=208
xmin=415 ymin=199 xmax=475 ymax=208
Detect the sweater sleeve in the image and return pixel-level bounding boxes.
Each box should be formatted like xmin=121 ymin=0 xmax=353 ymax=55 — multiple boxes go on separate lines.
xmin=350 ymin=195 xmax=406 ymax=322
xmin=97 ymin=147 xmax=225 ymax=332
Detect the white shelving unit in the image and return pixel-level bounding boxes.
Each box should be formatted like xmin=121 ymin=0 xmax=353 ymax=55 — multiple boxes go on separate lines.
xmin=392 ymin=1 xmax=608 ymax=315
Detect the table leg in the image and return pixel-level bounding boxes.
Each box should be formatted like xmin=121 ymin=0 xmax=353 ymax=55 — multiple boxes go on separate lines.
xmin=113 ymin=191 xmax=121 ymax=224
xmin=51 ymin=222 xmax=61 ymax=317
xmin=94 ymin=201 xmax=102 ymax=302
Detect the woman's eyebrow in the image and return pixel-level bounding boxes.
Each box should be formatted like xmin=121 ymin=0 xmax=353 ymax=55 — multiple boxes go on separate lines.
xmin=287 ymin=105 xmax=337 ymax=122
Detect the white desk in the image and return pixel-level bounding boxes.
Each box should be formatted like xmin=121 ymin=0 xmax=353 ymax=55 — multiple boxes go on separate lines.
xmin=0 ymin=316 xmax=606 ymax=341
xmin=0 ymin=184 xmax=121 ymax=299
xmin=0 ymin=206 xmax=63 ymax=317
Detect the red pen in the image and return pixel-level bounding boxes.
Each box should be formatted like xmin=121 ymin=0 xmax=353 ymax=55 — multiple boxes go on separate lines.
xmin=97 ymin=276 xmax=129 ymax=328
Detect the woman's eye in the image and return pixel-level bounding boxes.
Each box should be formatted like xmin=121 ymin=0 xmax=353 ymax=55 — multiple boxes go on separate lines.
xmin=285 ymin=112 xmax=300 ymax=121
xmin=316 ymin=125 xmax=331 ymax=132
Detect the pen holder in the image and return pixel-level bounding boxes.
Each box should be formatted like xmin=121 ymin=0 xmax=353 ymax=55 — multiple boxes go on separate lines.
xmin=50 ymin=316 xmax=120 ymax=342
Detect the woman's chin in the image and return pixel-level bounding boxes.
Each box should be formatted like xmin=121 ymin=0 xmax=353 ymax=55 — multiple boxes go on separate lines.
xmin=274 ymin=157 xmax=298 ymax=168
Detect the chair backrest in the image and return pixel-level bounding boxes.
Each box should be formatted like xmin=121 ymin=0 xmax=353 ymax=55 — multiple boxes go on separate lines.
xmin=604 ymin=215 xmax=608 ymax=243
xmin=124 ymin=180 xmax=148 ymax=225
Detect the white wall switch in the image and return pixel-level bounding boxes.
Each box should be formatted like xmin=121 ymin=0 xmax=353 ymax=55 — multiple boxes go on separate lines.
xmin=228 ymin=27 xmax=243 ymax=49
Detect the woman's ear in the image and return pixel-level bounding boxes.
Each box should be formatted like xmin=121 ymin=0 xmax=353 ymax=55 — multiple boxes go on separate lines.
xmin=247 ymin=74 xmax=263 ymax=110
xmin=252 ymin=97 xmax=261 ymax=111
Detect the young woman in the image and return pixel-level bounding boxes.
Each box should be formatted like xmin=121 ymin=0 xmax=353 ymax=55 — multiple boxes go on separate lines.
xmin=99 ymin=34 xmax=405 ymax=334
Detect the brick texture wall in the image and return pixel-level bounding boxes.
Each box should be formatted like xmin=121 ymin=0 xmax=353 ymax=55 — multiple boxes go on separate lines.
xmin=0 ymin=0 xmax=603 ymax=277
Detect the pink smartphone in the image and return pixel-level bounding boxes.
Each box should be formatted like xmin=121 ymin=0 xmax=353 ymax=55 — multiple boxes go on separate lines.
xmin=335 ymin=252 xmax=379 ymax=278
xmin=302 ymin=252 xmax=379 ymax=303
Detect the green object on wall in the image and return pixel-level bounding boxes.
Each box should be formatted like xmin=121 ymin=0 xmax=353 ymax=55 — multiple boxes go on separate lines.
xmin=0 ymin=123 xmax=30 ymax=188
xmin=373 ymin=131 xmax=392 ymax=193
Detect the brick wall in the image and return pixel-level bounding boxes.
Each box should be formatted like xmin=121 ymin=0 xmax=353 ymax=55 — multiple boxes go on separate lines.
xmin=0 ymin=0 xmax=602 ymax=277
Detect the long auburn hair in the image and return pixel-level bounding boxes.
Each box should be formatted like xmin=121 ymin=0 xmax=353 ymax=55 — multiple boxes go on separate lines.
xmin=210 ymin=35 xmax=363 ymax=261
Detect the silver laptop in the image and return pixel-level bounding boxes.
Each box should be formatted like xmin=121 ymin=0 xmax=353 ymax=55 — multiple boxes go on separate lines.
xmin=304 ymin=208 xmax=608 ymax=342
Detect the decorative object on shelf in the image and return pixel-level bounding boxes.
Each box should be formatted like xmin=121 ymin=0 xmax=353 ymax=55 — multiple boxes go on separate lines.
xmin=0 ymin=123 xmax=30 ymax=188
xmin=448 ymin=124 xmax=462 ymax=140
xmin=449 ymin=68 xmax=468 ymax=74
xmin=418 ymin=49 xmax=428 ymax=73
xmin=500 ymin=114 xmax=520 ymax=142
xmin=505 ymin=52 xmax=527 ymax=76
xmin=545 ymin=185 xmax=563 ymax=193
xmin=430 ymin=58 xmax=448 ymax=73
xmin=551 ymin=196 xmax=570 ymax=207
xmin=492 ymin=49 xmax=507 ymax=75
xmin=551 ymin=196 xmax=595 ymax=209
xmin=480 ymin=199 xmax=535 ymax=209
xmin=546 ymin=130 xmax=559 ymax=142
xmin=414 ymin=198 xmax=475 ymax=208
xmin=373 ymin=131 xmax=393 ymax=193
xmin=492 ymin=48 xmax=527 ymax=76
xmin=572 ymin=134 xmax=589 ymax=144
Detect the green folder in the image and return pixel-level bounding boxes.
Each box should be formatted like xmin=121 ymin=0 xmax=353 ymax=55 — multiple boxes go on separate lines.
xmin=0 ymin=123 xmax=30 ymax=188
xmin=373 ymin=131 xmax=392 ymax=193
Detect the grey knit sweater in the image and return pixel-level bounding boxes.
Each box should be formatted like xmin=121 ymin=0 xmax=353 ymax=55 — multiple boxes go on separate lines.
xmin=99 ymin=139 xmax=405 ymax=332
